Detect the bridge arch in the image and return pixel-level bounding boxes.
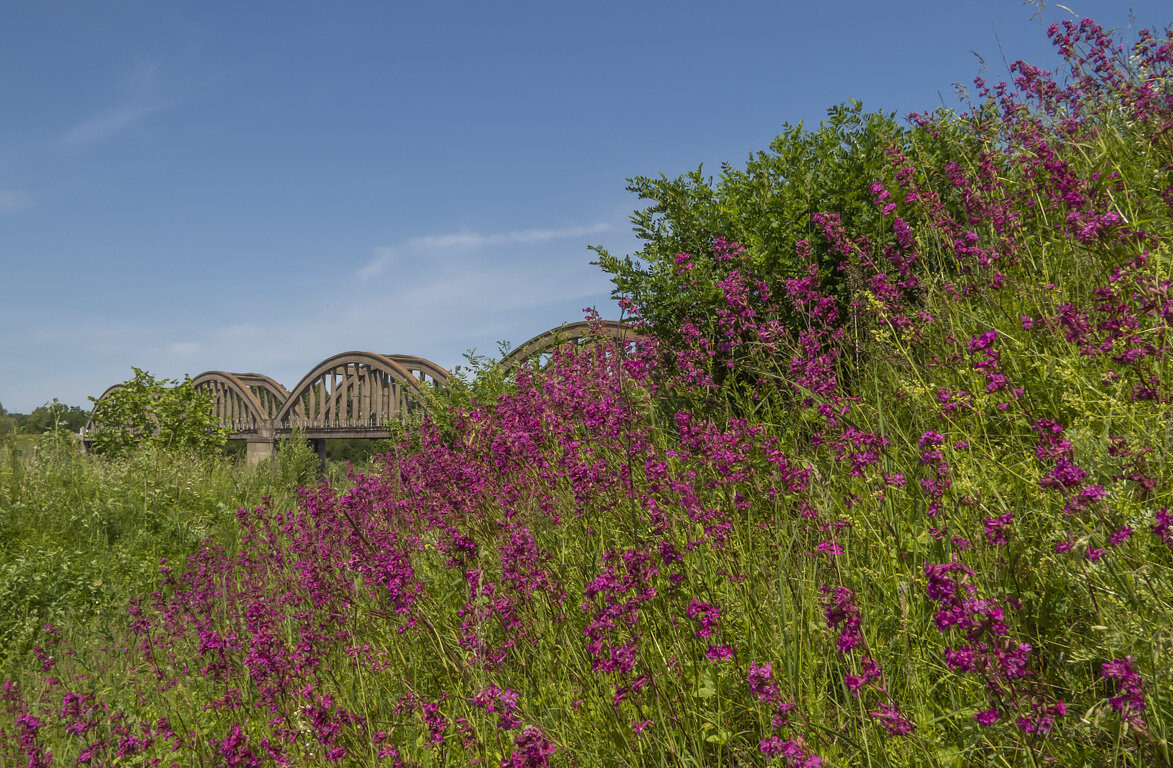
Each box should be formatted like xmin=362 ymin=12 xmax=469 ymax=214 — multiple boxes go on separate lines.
xmin=275 ymin=351 xmax=440 ymax=433
xmin=190 ymin=371 xmax=273 ymax=435
xmin=384 ymin=354 xmax=451 ymax=388
xmin=227 ymin=373 xmax=290 ymax=419
xmin=500 ymin=320 xmax=633 ymax=371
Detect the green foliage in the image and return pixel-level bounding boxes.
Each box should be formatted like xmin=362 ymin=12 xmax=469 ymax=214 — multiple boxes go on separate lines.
xmin=592 ymin=101 xmax=906 ymax=347
xmin=275 ymin=427 xmax=321 ymax=487
xmin=0 ymin=438 xmax=307 ymax=666
xmin=323 ymin=438 xmax=395 ymax=464
xmin=88 ymin=367 xmax=228 ymax=457
xmin=422 ymin=347 xmax=517 ymax=444
xmin=22 ymin=398 xmax=88 ymax=436
xmin=451 ymin=347 xmax=515 ymax=405
xmin=0 ymin=400 xmax=89 ymax=444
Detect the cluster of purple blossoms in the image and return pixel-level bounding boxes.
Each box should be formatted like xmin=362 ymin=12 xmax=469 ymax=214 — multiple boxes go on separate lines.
xmin=1153 ymin=508 xmax=1173 ymax=550
xmin=924 ymin=561 xmax=1066 ymax=734
xmin=869 ymin=702 xmax=915 ymax=737
xmin=747 ymin=663 xmax=820 ymax=764
xmin=917 ymin=431 xmax=952 ymax=517
xmin=1102 ymin=657 xmax=1146 ymax=726
xmin=1031 ymin=418 xmax=1136 ymax=563
xmin=500 ymin=726 xmax=557 ymax=768
xmin=822 ymin=586 xmax=862 ymax=655
xmin=968 ymin=330 xmax=1017 ymax=397
xmin=686 ymin=599 xmax=733 ymax=660
xmin=1016 ymin=699 xmax=1069 ymax=735
xmin=1034 ymin=418 xmax=1098 ymax=515
xmin=747 ymin=662 xmax=797 ymax=730
xmin=821 ymin=586 xmax=913 ymax=736
xmin=984 ymin=513 xmax=1014 ymax=547
xmin=216 ymin=724 xmax=263 ymax=768
xmin=472 ymin=686 xmax=522 ymax=731
xmin=844 ymin=657 xmax=882 ymax=696
xmin=759 ymin=735 xmax=823 ymax=766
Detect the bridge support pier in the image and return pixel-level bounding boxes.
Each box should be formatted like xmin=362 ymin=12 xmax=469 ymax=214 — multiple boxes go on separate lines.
xmin=245 ymin=439 xmax=275 ymax=464
xmin=312 ymin=438 xmax=327 ymax=473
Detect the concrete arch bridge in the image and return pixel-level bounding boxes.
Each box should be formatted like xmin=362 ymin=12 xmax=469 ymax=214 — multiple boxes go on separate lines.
xmin=86 ymin=320 xmax=632 ymax=462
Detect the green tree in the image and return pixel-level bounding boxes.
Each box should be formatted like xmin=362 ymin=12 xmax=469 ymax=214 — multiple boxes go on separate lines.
xmin=24 ymin=399 xmax=88 ymax=436
xmin=591 ymin=101 xmax=906 ymax=350
xmin=0 ymin=403 xmax=13 ymax=442
xmin=88 ymin=368 xmax=228 ymax=457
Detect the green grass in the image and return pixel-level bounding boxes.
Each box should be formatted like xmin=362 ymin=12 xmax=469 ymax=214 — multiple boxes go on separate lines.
xmin=0 ymin=435 xmax=320 ymax=667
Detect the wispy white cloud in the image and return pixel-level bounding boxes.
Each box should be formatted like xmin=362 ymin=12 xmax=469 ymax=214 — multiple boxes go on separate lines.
xmin=165 ymin=341 xmax=201 ymax=358
xmin=63 ymin=101 xmax=178 ymax=147
xmin=62 ymin=61 xmax=181 ymax=147
xmin=359 ymin=222 xmax=610 ymax=278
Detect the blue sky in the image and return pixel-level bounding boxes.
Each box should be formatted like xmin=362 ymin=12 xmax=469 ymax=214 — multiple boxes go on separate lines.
xmin=1 ymin=1 xmax=1168 ymax=413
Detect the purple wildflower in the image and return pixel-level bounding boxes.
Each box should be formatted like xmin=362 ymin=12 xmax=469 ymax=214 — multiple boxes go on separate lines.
xmin=1102 ymin=657 xmax=1146 ymax=724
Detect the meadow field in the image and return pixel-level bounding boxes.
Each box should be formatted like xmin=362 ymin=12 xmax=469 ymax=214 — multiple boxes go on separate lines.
xmin=2 ymin=18 xmax=1171 ymax=767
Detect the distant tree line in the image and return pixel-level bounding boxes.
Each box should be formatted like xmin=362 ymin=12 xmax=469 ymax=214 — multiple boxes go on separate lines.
xmin=0 ymin=399 xmax=89 ymax=440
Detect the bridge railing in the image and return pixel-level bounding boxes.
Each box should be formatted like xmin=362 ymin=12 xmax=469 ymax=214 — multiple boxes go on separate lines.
xmin=282 ymin=417 xmax=405 ymax=430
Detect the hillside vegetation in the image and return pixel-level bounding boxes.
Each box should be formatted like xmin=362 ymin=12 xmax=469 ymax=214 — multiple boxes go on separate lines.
xmin=3 ymin=18 xmax=1172 ymax=767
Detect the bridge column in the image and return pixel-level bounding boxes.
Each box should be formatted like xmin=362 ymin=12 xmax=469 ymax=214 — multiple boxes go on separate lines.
xmin=245 ymin=439 xmax=275 ymax=464
xmin=312 ymin=438 xmax=327 ymax=473
xmin=245 ymin=423 xmax=276 ymax=465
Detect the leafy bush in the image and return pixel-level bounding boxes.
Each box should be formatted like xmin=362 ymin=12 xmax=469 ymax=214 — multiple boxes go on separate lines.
xmin=592 ymin=102 xmax=911 ymax=363
xmin=88 ymin=368 xmax=228 ymax=457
